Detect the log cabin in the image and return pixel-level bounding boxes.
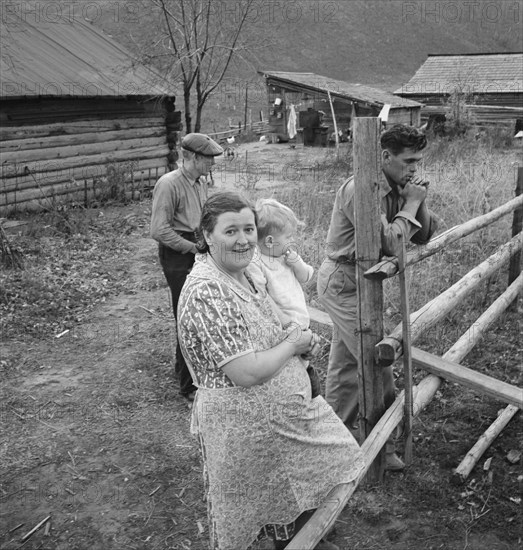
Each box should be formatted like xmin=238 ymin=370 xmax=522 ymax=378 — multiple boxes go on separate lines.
xmin=258 ymin=70 xmax=423 ymax=145
xmin=394 ymin=53 xmax=523 ymax=129
xmin=0 ymin=13 xmax=179 ymax=214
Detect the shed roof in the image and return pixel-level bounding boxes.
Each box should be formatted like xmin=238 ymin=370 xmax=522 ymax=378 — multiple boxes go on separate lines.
xmin=258 ymin=71 xmax=422 ymax=109
xmin=0 ymin=15 xmax=172 ymax=99
xmin=395 ymin=53 xmax=523 ymax=96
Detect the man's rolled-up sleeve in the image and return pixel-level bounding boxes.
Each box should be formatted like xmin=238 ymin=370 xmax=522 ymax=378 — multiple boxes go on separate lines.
xmin=381 ymin=211 xmax=422 ymax=256
xmin=411 ymin=210 xmax=438 ymax=245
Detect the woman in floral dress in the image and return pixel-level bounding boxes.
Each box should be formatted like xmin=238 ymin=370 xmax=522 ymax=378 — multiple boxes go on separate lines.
xmin=178 ymin=191 xmax=364 ymax=550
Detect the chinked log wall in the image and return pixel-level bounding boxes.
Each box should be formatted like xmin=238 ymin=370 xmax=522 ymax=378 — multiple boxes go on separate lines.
xmin=0 ymin=98 xmax=175 ymax=214
xmin=407 ymin=93 xmax=523 ymax=125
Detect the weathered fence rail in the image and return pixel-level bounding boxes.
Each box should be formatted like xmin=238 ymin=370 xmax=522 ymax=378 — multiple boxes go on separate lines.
xmin=365 ymin=193 xmax=523 ymax=281
xmin=376 ymin=233 xmax=522 ymax=365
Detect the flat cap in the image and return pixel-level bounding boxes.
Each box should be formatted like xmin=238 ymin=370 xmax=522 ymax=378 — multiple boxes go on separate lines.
xmin=181 ymin=133 xmax=223 ymax=157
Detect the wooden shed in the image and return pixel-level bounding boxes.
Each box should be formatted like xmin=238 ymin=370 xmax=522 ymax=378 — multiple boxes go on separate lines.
xmin=0 ymin=15 xmax=180 ymax=214
xmin=394 ymin=53 xmax=523 ymax=127
xmin=258 ymin=71 xmax=423 ymax=145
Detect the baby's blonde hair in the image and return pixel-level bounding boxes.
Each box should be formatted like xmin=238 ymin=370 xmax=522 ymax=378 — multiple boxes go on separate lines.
xmin=255 ymin=198 xmax=303 ymax=240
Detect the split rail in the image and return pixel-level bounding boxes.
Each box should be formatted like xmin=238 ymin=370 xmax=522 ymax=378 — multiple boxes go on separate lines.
xmin=289 ymin=117 xmax=523 ymax=549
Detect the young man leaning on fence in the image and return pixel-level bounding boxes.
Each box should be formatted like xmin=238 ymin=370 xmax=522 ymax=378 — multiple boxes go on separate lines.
xmin=317 ymin=123 xmax=438 ymax=471
xmin=150 ymin=133 xmax=223 ymax=402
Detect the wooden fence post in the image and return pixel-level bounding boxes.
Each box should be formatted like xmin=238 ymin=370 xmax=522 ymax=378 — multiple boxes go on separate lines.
xmin=398 ymin=236 xmax=414 ymax=465
xmin=353 ymin=117 xmax=385 ymax=481
xmin=327 ymin=90 xmax=339 ymax=153
xmin=244 ymin=84 xmax=249 ymax=131
xmin=14 ymin=180 xmax=18 ymax=215
xmin=508 ymin=166 xmax=522 ymax=311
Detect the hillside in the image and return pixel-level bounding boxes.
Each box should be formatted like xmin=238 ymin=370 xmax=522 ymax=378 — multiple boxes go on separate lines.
xmin=252 ymin=0 xmax=523 ymax=91
xmin=94 ymin=0 xmax=523 ymax=93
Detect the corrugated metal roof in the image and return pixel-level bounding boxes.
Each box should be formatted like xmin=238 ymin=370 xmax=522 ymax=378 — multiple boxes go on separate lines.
xmin=395 ymin=53 xmax=523 ymax=96
xmin=0 ymin=15 xmax=172 ymax=98
xmin=259 ymin=71 xmax=422 ymax=108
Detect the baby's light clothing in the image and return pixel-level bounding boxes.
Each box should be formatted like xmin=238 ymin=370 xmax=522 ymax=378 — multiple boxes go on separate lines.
xmin=248 ymin=251 xmax=313 ymax=329
xmin=249 ymin=249 xmax=321 ymax=399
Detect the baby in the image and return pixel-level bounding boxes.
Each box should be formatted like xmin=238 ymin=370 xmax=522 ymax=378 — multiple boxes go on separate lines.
xmin=249 ymin=198 xmax=321 ymax=397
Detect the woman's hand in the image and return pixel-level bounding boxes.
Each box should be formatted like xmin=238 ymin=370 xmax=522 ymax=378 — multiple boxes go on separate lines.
xmin=301 ymin=333 xmax=321 ymax=360
xmin=285 ymin=326 xmax=320 ymax=357
xmin=307 ymin=333 xmax=322 ymax=358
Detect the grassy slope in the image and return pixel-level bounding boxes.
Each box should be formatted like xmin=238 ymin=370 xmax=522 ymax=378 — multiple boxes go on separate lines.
xmin=95 ymin=0 xmax=523 ymax=92
xmin=270 ymin=0 xmax=522 ymax=90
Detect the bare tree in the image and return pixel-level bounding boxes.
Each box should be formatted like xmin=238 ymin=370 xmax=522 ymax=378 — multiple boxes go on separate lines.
xmin=151 ymin=0 xmax=259 ymax=133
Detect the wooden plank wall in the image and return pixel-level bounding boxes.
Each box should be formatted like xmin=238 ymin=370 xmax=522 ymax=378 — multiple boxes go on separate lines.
xmin=388 ymin=107 xmax=421 ymax=127
xmin=399 ymin=93 xmax=523 ymax=125
xmin=0 ymin=98 xmax=170 ymax=213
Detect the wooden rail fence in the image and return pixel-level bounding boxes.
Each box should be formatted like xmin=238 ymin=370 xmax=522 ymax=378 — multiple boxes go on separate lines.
xmin=290 ymin=118 xmax=523 ymax=549
xmin=207 ymin=120 xmax=270 ymax=143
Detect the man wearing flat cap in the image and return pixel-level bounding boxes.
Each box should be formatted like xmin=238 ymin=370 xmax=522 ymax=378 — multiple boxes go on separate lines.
xmin=151 ymin=133 xmax=223 ymax=401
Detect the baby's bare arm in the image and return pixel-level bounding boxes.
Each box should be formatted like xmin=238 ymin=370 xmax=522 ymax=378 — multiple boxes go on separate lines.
xmin=284 ymin=249 xmax=314 ymax=283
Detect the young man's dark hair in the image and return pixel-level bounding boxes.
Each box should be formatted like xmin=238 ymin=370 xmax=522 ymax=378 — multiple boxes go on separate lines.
xmin=380 ymin=124 xmax=427 ymax=155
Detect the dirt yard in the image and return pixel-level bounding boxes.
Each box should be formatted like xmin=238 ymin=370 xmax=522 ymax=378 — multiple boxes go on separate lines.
xmin=1 ymin=141 xmax=521 ymax=550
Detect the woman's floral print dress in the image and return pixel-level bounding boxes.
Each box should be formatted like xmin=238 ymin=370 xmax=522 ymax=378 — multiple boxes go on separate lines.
xmin=178 ymin=255 xmax=364 ymax=550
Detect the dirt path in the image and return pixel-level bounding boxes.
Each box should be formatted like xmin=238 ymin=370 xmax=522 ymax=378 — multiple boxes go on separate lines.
xmin=1 ymin=235 xmax=208 ymax=550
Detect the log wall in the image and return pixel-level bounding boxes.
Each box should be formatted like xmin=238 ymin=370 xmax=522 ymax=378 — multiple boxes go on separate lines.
xmin=397 ymin=93 xmax=523 ymax=125
xmin=0 ymin=97 xmax=179 ymax=214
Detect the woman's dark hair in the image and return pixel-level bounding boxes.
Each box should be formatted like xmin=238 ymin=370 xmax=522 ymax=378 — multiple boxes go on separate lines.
xmin=196 ymin=191 xmax=257 ymax=253
xmin=380 ymin=124 xmax=427 ymax=155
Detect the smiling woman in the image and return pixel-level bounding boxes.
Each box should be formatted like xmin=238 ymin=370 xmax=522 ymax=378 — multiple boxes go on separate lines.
xmin=202 ymin=201 xmax=258 ymax=281
xmin=176 ymin=191 xmax=364 ymax=550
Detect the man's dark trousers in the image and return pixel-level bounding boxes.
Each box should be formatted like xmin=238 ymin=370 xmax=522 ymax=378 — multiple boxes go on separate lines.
xmin=159 ymin=242 xmax=197 ymax=397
